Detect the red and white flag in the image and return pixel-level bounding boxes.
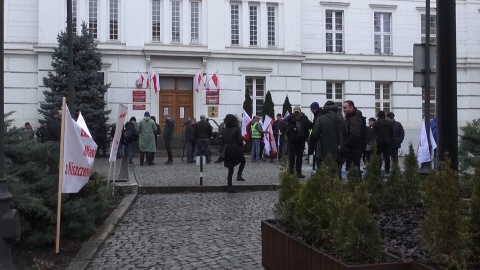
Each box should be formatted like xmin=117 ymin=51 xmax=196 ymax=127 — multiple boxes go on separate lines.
xmin=262 ymin=115 xmax=278 ymax=158
xmin=137 ymin=71 xmax=144 ymax=88
xmin=109 ymin=104 xmax=128 ymax=162
xmin=61 ymin=107 xmax=97 ymax=193
xmin=205 ymin=71 xmax=210 ymax=91
xmin=152 ymin=72 xmax=160 ymax=94
xmin=211 ymin=71 xmax=220 ymax=91
xmin=195 ymin=70 xmax=203 ymax=93
xmin=241 ymin=110 xmax=252 ymax=141
xmin=146 ymin=69 xmax=151 ymax=89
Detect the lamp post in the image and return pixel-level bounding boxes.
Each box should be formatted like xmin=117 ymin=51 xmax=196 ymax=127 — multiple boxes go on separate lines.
xmin=0 ymin=0 xmax=21 ymax=268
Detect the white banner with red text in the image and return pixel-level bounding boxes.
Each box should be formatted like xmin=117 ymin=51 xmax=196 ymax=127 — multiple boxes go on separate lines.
xmin=109 ymin=104 xmax=128 ymax=162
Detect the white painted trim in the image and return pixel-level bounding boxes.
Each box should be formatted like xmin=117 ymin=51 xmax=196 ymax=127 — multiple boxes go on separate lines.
xmin=369 ymin=4 xmax=397 ymax=10
xmin=319 ymin=1 xmax=350 ymax=8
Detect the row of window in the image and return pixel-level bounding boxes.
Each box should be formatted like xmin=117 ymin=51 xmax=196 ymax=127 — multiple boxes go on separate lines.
xmin=247 ymin=78 xmax=436 ymax=118
xmin=72 ymin=1 xmax=436 ymax=52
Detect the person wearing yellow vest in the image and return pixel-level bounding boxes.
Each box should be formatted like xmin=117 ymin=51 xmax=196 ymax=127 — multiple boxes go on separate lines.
xmin=251 ymin=115 xmax=266 ymax=162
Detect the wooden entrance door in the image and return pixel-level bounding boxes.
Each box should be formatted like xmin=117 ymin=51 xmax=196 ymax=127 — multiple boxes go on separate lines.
xmin=159 ymin=91 xmax=193 ymax=135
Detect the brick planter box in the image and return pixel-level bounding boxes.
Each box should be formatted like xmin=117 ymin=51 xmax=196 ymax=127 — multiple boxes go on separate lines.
xmin=261 ymin=220 xmax=435 ymax=270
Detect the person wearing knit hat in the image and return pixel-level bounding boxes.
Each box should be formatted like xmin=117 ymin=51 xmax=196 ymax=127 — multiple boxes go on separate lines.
xmin=283 ymin=105 xmax=313 ymax=178
xmin=144 ymin=111 xmax=150 ymax=117
xmin=308 ymin=102 xmax=323 ymax=165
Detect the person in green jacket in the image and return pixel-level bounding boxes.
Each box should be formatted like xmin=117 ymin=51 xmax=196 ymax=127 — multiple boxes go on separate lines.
xmin=163 ymin=114 xmax=175 ymax=164
xmin=138 ymin=111 xmax=157 ymax=165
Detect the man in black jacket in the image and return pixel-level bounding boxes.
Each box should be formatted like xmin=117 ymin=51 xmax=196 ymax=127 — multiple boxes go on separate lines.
xmin=307 ymin=102 xmax=323 ymax=165
xmin=342 ymin=100 xmax=365 ymax=172
xmin=283 ymin=106 xmax=313 ymax=178
xmin=46 ymin=110 xmax=61 ymax=142
xmin=373 ymin=111 xmax=393 ymax=173
xmin=387 ymin=112 xmax=405 ymax=164
xmin=272 ymin=113 xmax=288 ymax=160
xmin=185 ymin=119 xmax=196 ymax=163
xmin=195 ymin=114 xmax=213 ymax=163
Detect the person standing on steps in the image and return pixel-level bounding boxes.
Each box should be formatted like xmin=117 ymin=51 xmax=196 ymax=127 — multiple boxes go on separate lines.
xmin=125 ymin=117 xmax=139 ymax=165
xmin=373 ymin=110 xmax=393 ymax=174
xmin=138 ymin=111 xmax=157 ymax=165
xmin=185 ymin=119 xmax=196 ymax=163
xmin=150 ymin=116 xmax=161 ymax=149
xmin=386 ymin=112 xmax=404 ymax=164
xmin=222 ymin=114 xmax=246 ymax=193
xmin=163 ymin=114 xmax=175 ymax=165
xmin=194 ymin=114 xmax=213 ymax=164
xmin=250 ymin=115 xmax=266 ymax=162
xmin=342 ymin=100 xmax=365 ymax=172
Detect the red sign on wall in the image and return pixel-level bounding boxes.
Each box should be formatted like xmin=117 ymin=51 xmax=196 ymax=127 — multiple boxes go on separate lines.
xmin=206 ymin=91 xmax=219 ymax=105
xmin=133 ymin=91 xmax=146 ymax=102
xmin=133 ymin=104 xmax=146 ymax=110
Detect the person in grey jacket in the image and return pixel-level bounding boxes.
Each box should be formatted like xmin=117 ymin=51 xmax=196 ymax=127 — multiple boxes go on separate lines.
xmin=138 ymin=111 xmax=157 ymax=165
xmin=387 ymin=112 xmax=405 ymax=164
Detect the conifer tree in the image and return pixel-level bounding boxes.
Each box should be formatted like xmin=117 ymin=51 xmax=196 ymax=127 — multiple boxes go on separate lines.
xmin=262 ymin=91 xmax=275 ymax=119
xmin=243 ymin=89 xmax=253 ymax=117
xmin=40 ymin=23 xmax=110 ymax=124
xmin=400 ymin=143 xmax=422 ymax=207
xmin=471 ymin=159 xmax=480 ymax=267
xmin=282 ymin=95 xmax=292 ymax=116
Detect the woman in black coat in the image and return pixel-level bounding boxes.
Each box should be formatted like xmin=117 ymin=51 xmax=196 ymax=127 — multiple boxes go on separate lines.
xmin=222 ymin=114 xmax=246 ymax=193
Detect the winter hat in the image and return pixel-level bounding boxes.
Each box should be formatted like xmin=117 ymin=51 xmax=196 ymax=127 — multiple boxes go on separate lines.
xmin=144 ymin=111 xmax=150 ymax=117
xmin=293 ymin=106 xmax=302 ymax=113
xmin=323 ymin=100 xmax=337 ymax=113
xmin=377 ymin=111 xmax=386 ymax=118
xmin=310 ymin=102 xmax=320 ymax=110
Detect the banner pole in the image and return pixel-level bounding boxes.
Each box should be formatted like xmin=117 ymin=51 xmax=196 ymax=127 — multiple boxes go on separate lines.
xmin=112 ymin=160 xmax=116 ymax=195
xmin=56 ymin=97 xmax=67 ymax=254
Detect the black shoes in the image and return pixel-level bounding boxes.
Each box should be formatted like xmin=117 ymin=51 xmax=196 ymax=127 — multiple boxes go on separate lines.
xmin=147 ymin=162 xmax=155 ymax=165
xmin=236 ymin=176 xmax=246 ymax=182
xmin=297 ymin=174 xmax=306 ymax=179
xmin=164 ymin=161 xmax=173 ymax=165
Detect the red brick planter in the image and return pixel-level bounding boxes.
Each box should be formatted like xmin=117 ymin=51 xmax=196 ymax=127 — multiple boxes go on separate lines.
xmin=261 ymin=220 xmax=435 ymax=270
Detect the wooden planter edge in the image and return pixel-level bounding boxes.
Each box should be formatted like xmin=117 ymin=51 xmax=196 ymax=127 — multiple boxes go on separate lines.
xmin=261 ymin=220 xmax=435 ymax=270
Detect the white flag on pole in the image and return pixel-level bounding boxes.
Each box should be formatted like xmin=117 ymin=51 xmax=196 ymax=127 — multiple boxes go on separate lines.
xmin=262 ymin=115 xmax=278 ymax=157
xmin=417 ymin=118 xmax=437 ymax=167
xmin=62 ymin=107 xmax=97 ymax=193
xmin=241 ymin=110 xmax=252 ymax=141
xmin=109 ymin=104 xmax=128 ymax=162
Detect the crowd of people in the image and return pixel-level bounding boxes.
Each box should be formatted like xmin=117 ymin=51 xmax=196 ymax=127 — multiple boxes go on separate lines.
xmin=24 ymin=103 xmax=410 ymax=193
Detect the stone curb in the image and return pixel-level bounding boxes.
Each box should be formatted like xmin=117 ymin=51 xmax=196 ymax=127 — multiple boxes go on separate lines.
xmin=138 ymin=184 xmax=279 ymax=194
xmin=65 ymin=193 xmax=138 ymax=270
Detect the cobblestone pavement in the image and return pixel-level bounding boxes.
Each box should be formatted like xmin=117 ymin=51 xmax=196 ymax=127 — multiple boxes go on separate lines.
xmin=88 ymin=191 xmax=277 ymax=270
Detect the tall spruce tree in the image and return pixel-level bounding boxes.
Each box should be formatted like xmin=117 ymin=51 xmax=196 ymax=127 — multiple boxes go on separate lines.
xmin=40 ymin=23 xmax=110 ymax=124
xmin=262 ymin=91 xmax=275 ymax=119
xmin=243 ymin=90 xmax=253 ymax=117
xmin=282 ymin=95 xmax=292 ymax=116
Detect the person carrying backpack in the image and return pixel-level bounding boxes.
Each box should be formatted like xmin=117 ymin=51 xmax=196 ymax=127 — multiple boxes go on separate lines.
xmin=124 ymin=117 xmax=139 ymax=165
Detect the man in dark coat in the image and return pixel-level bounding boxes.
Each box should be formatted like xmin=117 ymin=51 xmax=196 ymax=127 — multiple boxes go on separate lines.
xmin=163 ymin=114 xmax=175 ymax=165
xmin=124 ymin=117 xmax=139 ymax=165
xmin=307 ymin=102 xmax=323 ymax=165
xmin=283 ymin=106 xmax=313 ymax=178
xmin=342 ymin=100 xmax=365 ymax=172
xmin=222 ymin=114 xmax=246 ymax=193
xmin=310 ymin=101 xmax=347 ymax=178
xmin=185 ymin=119 xmax=196 ymax=163
xmin=46 ymin=110 xmax=61 ymax=142
xmin=373 ymin=111 xmax=393 ymax=173
xmin=194 ymin=114 xmax=213 ymax=163
xmin=387 ymin=112 xmax=405 ymax=164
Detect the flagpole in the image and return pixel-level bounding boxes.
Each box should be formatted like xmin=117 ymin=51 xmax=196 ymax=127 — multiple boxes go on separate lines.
xmin=112 ymin=161 xmax=116 ymax=195
xmin=56 ymin=97 xmax=67 ymax=254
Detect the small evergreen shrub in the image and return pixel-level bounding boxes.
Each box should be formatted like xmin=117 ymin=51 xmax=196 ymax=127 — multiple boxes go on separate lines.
xmin=5 ymin=115 xmax=113 ymax=247
xmin=333 ymin=183 xmax=382 ymax=262
xmin=274 ymin=166 xmax=302 ymax=227
xmin=459 ymin=119 xmax=480 ymax=173
xmin=400 ymin=143 xmax=422 ymax=207
xmin=471 ymin=159 xmax=480 ymax=267
xmin=420 ymin=155 xmax=471 ymax=269
xmin=346 ymin=164 xmax=361 ymax=192
xmin=363 ymin=145 xmax=385 ymax=210
xmin=384 ymin=163 xmax=402 ymax=209
xmin=294 ymin=155 xmax=341 ymax=244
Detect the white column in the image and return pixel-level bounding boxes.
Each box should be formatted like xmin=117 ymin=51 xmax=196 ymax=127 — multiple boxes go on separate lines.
xmin=278 ymin=3 xmax=285 ymax=49
xmin=38 ymin=0 xmax=64 ymax=44
xmin=163 ymin=0 xmax=171 ymax=43
xmin=98 ymin=0 xmax=108 ymax=42
xmin=241 ymin=1 xmax=249 ymax=47
xmin=125 ymin=0 xmax=146 ymax=46
xmin=283 ymin=0 xmax=301 ymax=53
xmin=260 ymin=2 xmax=267 ymax=48
xmin=182 ymin=0 xmax=190 ymax=45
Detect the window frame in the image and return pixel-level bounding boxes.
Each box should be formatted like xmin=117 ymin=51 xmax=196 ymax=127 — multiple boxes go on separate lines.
xmin=246 ymin=77 xmax=265 ymax=117
xmin=249 ymin=4 xmax=259 ymax=47
xmin=267 ymin=4 xmax=277 ymax=47
xmin=422 ymin=87 xmax=436 ymax=120
xmin=421 ymin=13 xmax=437 ymax=44
xmin=326 ymin=82 xmax=344 ymax=112
xmin=325 ymin=10 xmax=344 ymax=53
xmin=373 ymin=12 xmax=392 ymax=55
xmin=375 ymin=82 xmax=392 ymax=114
xmin=190 ymin=1 xmax=200 ymax=44
xmin=230 ymin=2 xmax=241 ymax=46
xmin=152 ymin=0 xmax=162 ymax=43
xmin=109 ymin=0 xmax=120 ymax=41
xmin=171 ymin=0 xmax=182 ymax=43
xmin=72 ymin=0 xmax=77 ymax=34
xmin=88 ymin=0 xmax=99 ymax=39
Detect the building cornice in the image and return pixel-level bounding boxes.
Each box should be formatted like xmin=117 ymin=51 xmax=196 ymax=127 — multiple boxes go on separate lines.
xmin=416 ymin=7 xmax=437 ymax=12
xmin=369 ymin=4 xmax=397 ymax=10
xmin=319 ymin=1 xmax=350 ymax=8
xmin=238 ymin=67 xmax=273 ymax=74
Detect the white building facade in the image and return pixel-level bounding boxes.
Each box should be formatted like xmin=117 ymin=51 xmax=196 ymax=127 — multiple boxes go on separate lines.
xmin=4 ymin=0 xmax=480 ymax=153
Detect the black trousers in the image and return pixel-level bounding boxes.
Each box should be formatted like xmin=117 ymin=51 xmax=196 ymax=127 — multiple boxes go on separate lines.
xmin=345 ymin=151 xmax=362 ymax=172
xmin=164 ymin=137 xmax=173 ymax=162
xmin=140 ymin=152 xmax=154 ymax=164
xmin=377 ymin=143 xmax=391 ymax=173
xmin=288 ymin=140 xmax=305 ymax=175
xmin=227 ymin=157 xmax=246 ymax=187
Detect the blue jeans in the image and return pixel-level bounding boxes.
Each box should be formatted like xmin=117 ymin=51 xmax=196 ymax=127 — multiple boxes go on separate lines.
xmin=127 ymin=141 xmax=136 ymax=163
xmin=187 ymin=140 xmax=196 ymax=162
xmin=252 ymin=138 xmax=261 ymax=161
xmin=196 ymin=138 xmax=210 ymax=162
